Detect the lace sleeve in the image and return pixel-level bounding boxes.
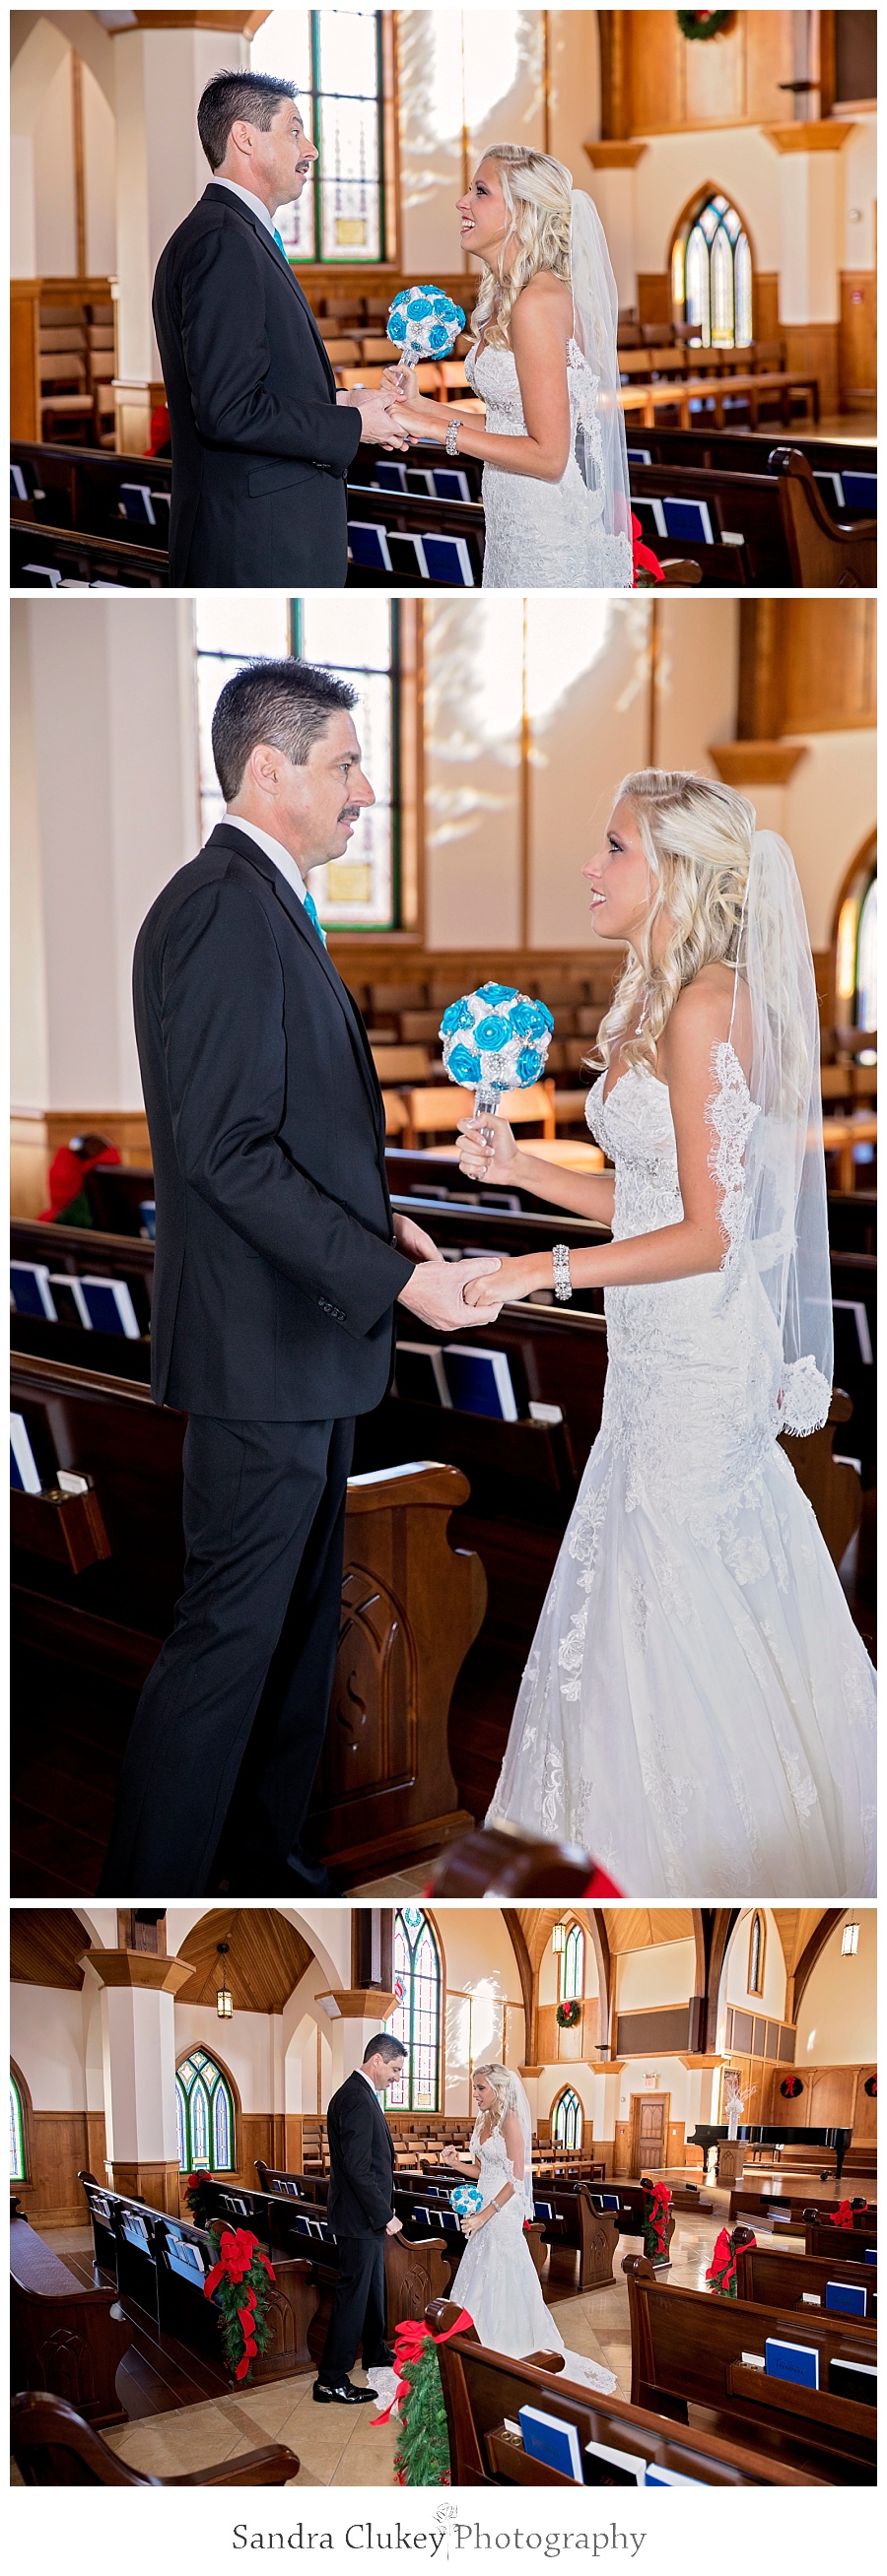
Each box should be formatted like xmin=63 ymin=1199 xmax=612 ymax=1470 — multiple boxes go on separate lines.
xmin=705 ymin=1040 xmax=759 ymax=1274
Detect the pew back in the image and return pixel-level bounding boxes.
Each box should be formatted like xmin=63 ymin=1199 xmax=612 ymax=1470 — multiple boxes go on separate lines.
xmin=625 ymin=2264 xmax=876 ymax=2479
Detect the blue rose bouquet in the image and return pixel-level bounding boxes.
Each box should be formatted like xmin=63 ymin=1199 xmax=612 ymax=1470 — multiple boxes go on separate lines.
xmin=449 ymin=2183 xmax=484 ymax=2221
xmin=386 ymin=285 xmax=465 ymax=392
xmin=440 ymin=981 xmax=554 ymax=1140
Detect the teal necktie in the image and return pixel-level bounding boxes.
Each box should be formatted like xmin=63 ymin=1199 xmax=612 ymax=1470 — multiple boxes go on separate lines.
xmin=303 ymin=887 xmax=327 ymax=947
xmin=272 ymin=226 xmax=290 ymax=264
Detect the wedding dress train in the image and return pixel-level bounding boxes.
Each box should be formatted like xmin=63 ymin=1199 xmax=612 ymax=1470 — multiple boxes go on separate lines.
xmin=487 ymin=1051 xmax=877 ymax=1898
xmin=465 ymin=340 xmax=633 ymax=591
xmin=449 ymin=2119 xmax=616 ymax=2392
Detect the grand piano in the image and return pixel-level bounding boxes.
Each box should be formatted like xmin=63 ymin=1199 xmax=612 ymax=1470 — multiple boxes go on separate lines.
xmin=687 ymin=2125 xmax=853 ymax=2183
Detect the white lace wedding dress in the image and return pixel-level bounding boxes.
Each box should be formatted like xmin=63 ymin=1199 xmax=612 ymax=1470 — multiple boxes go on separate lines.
xmin=449 ymin=2120 xmax=616 ymax=2391
xmin=465 ymin=340 xmax=634 ymax=590
xmin=487 ymin=1048 xmax=876 ymax=1898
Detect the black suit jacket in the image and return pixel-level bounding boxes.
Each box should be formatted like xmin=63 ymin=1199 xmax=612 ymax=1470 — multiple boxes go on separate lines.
xmin=133 ymin=822 xmax=414 ymax=1420
xmin=152 ymin=185 xmax=363 ymax=587
xmin=326 ymin=2071 xmax=396 ymax=2240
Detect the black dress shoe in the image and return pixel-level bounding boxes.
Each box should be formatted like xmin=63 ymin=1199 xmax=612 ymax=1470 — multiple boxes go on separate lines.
xmin=312 ymin=2376 xmax=376 ymax=2405
xmin=363 ymin=2345 xmax=395 ymax=2367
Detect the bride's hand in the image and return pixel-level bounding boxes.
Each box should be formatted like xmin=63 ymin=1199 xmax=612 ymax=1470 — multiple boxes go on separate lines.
xmin=457 ymin=1115 xmax=518 ymax=1185
xmin=463 ymin=1254 xmax=547 ymax=1309
xmin=389 ymin=394 xmax=451 ymax=443
xmin=460 ymin=2211 xmax=486 ymax=2239
xmin=440 ymin=2147 xmax=461 ymax=2166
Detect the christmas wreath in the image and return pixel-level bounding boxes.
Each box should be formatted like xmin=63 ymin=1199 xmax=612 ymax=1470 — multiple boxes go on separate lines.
xmin=780 ymin=2076 xmax=804 ymax=2099
xmin=641 ymin=2177 xmax=672 ymax=2263
xmin=706 ymin=2223 xmax=756 ymax=2297
xmin=863 ymin=2075 xmax=876 ymax=2098
xmin=375 ymin=2308 xmax=474 ymax=2484
xmin=556 ymin=1999 xmax=581 ymax=2029
xmin=677 ymin=12 xmax=733 ymax=39
xmin=203 ymin=2224 xmax=275 ymax=2384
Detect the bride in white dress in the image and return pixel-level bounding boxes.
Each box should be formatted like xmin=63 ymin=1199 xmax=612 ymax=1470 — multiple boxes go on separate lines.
xmin=443 ymin=2065 xmax=615 ymax=2391
xmin=387 ymin=146 xmax=633 ymax=590
xmin=460 ymin=772 xmax=876 ymax=1900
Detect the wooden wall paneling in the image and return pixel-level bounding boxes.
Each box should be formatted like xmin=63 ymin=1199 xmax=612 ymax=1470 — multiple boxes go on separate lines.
xmin=781 ymin=320 xmax=840 ymax=419
xmin=851 ymin=2069 xmax=877 ymax=2142
xmin=22 ymin=2112 xmax=93 ymax=2226
xmin=626 ymin=12 xmax=684 ymax=139
xmin=615 ymin=2006 xmax=692 ymax=2056
xmin=621 ymin=11 xmax=794 ymax=138
xmin=108 ymin=2158 xmax=180 ymax=2214
xmin=614 ymin=2119 xmax=631 ymax=2176
xmin=839 ymin=273 xmax=877 ymax=405
xmin=738 ymin=600 xmax=876 ymax=741
xmin=637 ymin=274 xmax=671 ymax=328
xmin=667 ymin=2121 xmax=685 ymax=2164
xmin=752 ymin=273 xmax=781 ymax=340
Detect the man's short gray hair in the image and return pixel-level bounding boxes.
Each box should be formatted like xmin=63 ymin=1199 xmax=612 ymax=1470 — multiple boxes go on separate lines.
xmin=363 ymin=2033 xmax=408 ymax=2067
xmin=211 ymin=658 xmax=358 ymax=802
xmin=198 ymin=68 xmax=298 ymax=173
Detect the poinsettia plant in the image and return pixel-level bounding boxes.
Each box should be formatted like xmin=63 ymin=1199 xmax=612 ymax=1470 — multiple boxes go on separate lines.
xmin=632 ymin=513 xmax=665 ymax=588
xmin=183 ymin=2171 xmax=214 ymax=2226
xmin=556 ymin=1999 xmax=581 ymax=2028
xmin=203 ymin=2224 xmax=276 ymax=2384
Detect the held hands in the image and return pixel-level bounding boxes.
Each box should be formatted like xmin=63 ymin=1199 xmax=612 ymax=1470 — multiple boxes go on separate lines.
xmin=392 ymin=1211 xmax=445 ymax=1266
xmin=345 ymin=385 xmax=412 ymax=452
xmin=398 ymin=1254 xmax=504 ymax=1333
xmin=463 ymin=1253 xmax=548 ymax=1310
xmin=457 ymin=1115 xmax=519 ymax=1186
xmin=388 ymin=393 xmax=451 ymax=446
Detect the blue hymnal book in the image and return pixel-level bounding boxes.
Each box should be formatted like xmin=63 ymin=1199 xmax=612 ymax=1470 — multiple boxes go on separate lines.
xmin=626 ymin=447 xmax=652 ymax=466
xmin=394 ymin=1343 xmax=451 ymax=1408
xmin=584 ymin=2437 xmax=647 ymax=2485
xmin=423 ymin=533 xmax=476 ymax=586
xmin=825 ymin=2279 xmax=866 ymax=2317
xmin=534 ymin=2201 xmax=555 ymax=2221
xmin=431 ymin=467 xmax=472 ymax=504
xmin=11 ymin=1414 xmax=42 ymax=1494
xmin=842 ymin=472 xmax=876 ymax=512
xmin=864 ymin=2249 xmax=876 ymax=2264
xmin=78 ymin=1277 xmax=141 ymax=1339
xmin=442 ymin=1345 xmax=519 ymax=1420
xmin=347 ymin=521 xmax=392 ymax=572
xmin=645 ymin=2464 xmax=706 ymax=2486
xmin=294 ymin=2213 xmax=313 ymax=2235
xmin=828 ymin=2357 xmax=876 ymax=2408
xmin=765 ymin=2338 xmax=819 ymax=2390
xmin=518 ymin=2407 xmax=583 ymax=2484
xmin=387 ymin=531 xmax=429 ymax=579
xmin=598 ymin=2192 xmax=620 ymax=2212
xmin=11 ymin=1261 xmax=57 ymax=1319
xmin=661 ymin=496 xmax=716 ymax=546
xmin=119 ymin=483 xmax=157 ymax=525
xmin=375 ymin=461 xmax=408 ymax=494
xmin=632 ymin=496 xmax=666 ymax=539
xmin=814 ymin=471 xmax=845 ymax=510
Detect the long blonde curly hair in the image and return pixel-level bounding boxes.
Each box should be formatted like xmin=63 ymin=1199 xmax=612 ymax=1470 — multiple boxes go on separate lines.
xmin=594 ymin=769 xmax=754 ymax=1077
xmin=471 ymin=2062 xmax=513 ymax=2131
xmin=470 ymin=146 xmax=573 ymax=352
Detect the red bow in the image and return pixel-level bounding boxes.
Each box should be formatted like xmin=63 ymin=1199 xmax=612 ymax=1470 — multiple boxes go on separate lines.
xmin=204 ymin=2226 xmax=275 ymax=2298
xmin=374 ymin=2308 xmax=475 ymax=2427
xmin=706 ymin=2226 xmax=735 ymax=2287
xmin=631 ymin=512 xmax=665 ymax=587
xmin=827 ymin=2201 xmax=860 ymax=2229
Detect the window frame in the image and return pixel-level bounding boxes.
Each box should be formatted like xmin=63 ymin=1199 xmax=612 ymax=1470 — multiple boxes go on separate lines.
xmin=832 ymin=839 xmax=877 ymax=1033
xmin=670 ymin=184 xmax=754 ymax=349
xmin=552 ymin=2086 xmax=583 ymax=2152
xmin=386 ymin=1906 xmax=443 ymax=2112
xmin=10 ymin=2063 xmax=31 ymax=2186
xmin=747 ymin=1910 xmax=766 ymax=1999
xmin=559 ymin=1922 xmax=584 ymax=2006
xmin=256 ymin=9 xmax=390 ymax=267
xmin=175 ymin=2048 xmax=238 ymax=2175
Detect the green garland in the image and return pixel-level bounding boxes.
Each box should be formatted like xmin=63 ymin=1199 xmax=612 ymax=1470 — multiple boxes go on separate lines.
xmin=677 ymin=11 xmax=733 ymax=39
xmin=203 ymin=2224 xmax=276 ymax=2384
xmin=393 ymin=2339 xmax=451 ymax=2487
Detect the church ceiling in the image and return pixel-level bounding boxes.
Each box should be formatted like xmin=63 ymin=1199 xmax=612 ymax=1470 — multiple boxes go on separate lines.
xmin=603 ymin=1909 xmax=695 ymax=1952
xmin=174 ymin=1908 xmax=313 ymax=2013
xmin=771 ymin=1909 xmax=829 ymax=1977
xmin=10 ymin=1909 xmax=91 ymax=1988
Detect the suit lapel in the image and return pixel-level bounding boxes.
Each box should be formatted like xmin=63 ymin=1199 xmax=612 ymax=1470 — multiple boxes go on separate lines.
xmin=203 ymin=186 xmax=338 ymax=397
xmin=209 ymin=825 xmax=384 ymax=1140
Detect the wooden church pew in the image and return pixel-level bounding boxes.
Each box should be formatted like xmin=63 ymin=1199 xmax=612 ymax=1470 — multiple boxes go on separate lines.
xmin=11 ymin=2389 xmax=299 ymax=2486
xmin=806 ymin=2221 xmax=877 ymax=2264
xmin=10 ymin=1347 xmax=485 ymax=1882
xmin=729 ymin=2187 xmax=875 ymax=2230
xmin=80 ymin=2179 xmax=321 ymax=2378
xmin=734 ymin=2242 xmax=876 ymax=2322
xmin=623 ymin=2259 xmax=876 ymax=2482
xmin=772 ymin=447 xmax=877 ymax=587
xmin=428 ymin=2301 xmax=822 ymax=2487
xmin=199 ymin=2174 xmax=454 ymax=2345
xmin=11 ymin=2210 xmax=132 ymax=2430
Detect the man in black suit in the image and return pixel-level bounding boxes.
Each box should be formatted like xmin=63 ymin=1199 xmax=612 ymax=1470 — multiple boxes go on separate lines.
xmin=315 ymin=2032 xmax=407 ymax=2405
xmin=98 ymin=658 xmax=502 ymax=1901
xmin=153 ymin=68 xmax=406 ymax=587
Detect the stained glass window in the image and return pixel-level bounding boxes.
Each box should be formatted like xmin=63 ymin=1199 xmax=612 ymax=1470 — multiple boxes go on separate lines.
xmin=385 ymin=1908 xmax=442 ymax=2111
xmin=10 ymin=2074 xmax=26 ymax=2182
xmin=553 ymin=2088 xmax=582 ymax=2151
xmin=192 ymin=597 xmax=398 ymax=928
xmin=673 ymin=193 xmax=753 ymax=348
xmin=837 ymin=864 xmax=877 ymax=1033
xmin=175 ymin=2050 xmax=236 ymax=2173
xmin=560 ymin=1923 xmax=583 ymax=2005
xmin=251 ymin=10 xmax=385 ymax=262
xmin=748 ymin=1911 xmax=764 ymax=1997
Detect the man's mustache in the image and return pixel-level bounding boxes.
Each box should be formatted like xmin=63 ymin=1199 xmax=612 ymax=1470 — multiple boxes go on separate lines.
xmin=338 ymin=805 xmax=364 ymax=824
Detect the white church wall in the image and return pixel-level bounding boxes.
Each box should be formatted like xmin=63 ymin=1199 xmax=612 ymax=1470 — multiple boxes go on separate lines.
xmin=10 ymin=1985 xmax=88 ymax=2111
xmin=843 ymin=113 xmax=876 ymax=271
xmin=795 ymin=1912 xmax=876 ymax=2067
xmin=172 ymin=2004 xmax=277 ymax=2114
xmin=615 ymin=1939 xmax=698 ymax=2014
xmin=722 ymin=1908 xmax=787 ymax=2021
xmin=82 ymin=58 xmax=117 ymax=276
xmin=614 ymin=2058 xmax=692 ymax=2125
xmin=538 ymin=1930 xmax=598 ymax=2008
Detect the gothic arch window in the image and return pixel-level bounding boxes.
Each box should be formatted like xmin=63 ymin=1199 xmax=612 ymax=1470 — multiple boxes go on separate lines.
xmin=834 ymin=846 xmax=877 ymax=1032
xmin=560 ymin=1923 xmax=584 ymax=2005
xmin=10 ymin=2067 xmax=29 ymax=2183
xmin=552 ymin=2087 xmax=583 ymax=2151
xmin=747 ymin=1911 xmax=766 ymax=1999
xmin=175 ymin=2050 xmax=236 ymax=2173
xmin=671 ymin=190 xmax=753 ymax=348
xmin=386 ymin=1908 xmax=443 ymax=2112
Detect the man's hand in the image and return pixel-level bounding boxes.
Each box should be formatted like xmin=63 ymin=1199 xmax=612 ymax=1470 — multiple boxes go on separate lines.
xmin=392 ymin=1212 xmax=444 ymax=1266
xmin=347 ymin=387 xmax=410 ymax=449
xmin=398 ymin=1255 xmax=503 ymax=1334
xmin=385 ymin=2213 xmax=403 ymax=2235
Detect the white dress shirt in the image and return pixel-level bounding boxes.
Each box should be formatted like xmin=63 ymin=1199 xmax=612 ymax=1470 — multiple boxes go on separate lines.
xmin=227 ymin=812 xmax=307 ymax=907
xmin=211 ymin=175 xmax=276 ymax=238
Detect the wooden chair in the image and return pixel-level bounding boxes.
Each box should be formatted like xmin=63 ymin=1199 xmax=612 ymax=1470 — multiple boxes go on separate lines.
xmin=11 ymin=2391 xmax=299 ymax=2486
xmin=369 ymin=1042 xmax=432 ymax=1083
xmin=772 ymin=446 xmax=876 ymax=587
xmin=401 ymin=1078 xmax=557 ymax=1148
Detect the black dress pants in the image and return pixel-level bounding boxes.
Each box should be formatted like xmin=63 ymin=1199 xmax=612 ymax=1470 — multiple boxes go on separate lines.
xmin=98 ymin=1412 xmax=354 ymax=1895
xmin=319 ymin=2233 xmax=387 ymax=2381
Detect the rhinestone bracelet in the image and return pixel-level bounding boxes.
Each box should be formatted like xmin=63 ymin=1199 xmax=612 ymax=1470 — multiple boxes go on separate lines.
xmin=445 ymin=416 xmax=463 ymax=457
xmin=552 ymin=1244 xmax=573 ymax=1302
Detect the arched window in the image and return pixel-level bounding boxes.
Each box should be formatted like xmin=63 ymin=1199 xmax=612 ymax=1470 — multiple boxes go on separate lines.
xmin=10 ymin=2071 xmax=27 ymax=2182
xmin=671 ymin=191 xmax=753 ymax=348
xmin=385 ymin=1908 xmax=442 ymax=2111
xmin=748 ymin=1911 xmax=766 ymax=1999
xmin=560 ymin=1923 xmax=584 ymax=2005
xmin=553 ymin=2088 xmax=583 ymax=2150
xmin=175 ymin=2050 xmax=236 ymax=2173
xmin=836 ymin=857 xmax=877 ymax=1031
